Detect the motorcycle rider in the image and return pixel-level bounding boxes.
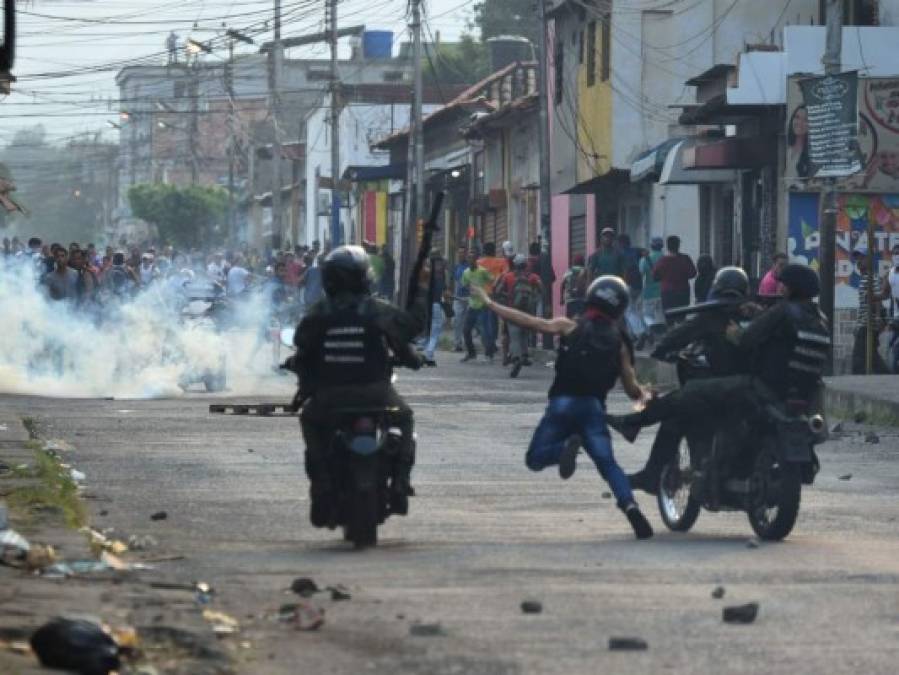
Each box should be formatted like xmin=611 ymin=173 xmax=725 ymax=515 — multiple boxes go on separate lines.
xmin=292 ymin=245 xmax=426 ymax=527
xmin=472 ymin=276 xmax=655 ymax=539
xmin=607 ymin=263 xmax=829 ymax=447
xmin=628 ymin=267 xmax=760 ymax=494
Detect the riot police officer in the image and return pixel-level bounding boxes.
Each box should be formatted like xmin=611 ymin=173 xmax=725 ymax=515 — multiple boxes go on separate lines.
xmin=293 ymin=246 xmax=426 ymax=527
xmin=629 ymin=267 xmax=759 ymax=494
xmin=607 ymin=263 xmax=829 ymax=443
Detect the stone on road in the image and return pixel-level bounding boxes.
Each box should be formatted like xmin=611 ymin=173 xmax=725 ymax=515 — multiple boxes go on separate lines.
xmin=3 ymin=356 xmax=899 ymax=674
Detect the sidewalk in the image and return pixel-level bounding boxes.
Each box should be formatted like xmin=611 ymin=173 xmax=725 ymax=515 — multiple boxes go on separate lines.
xmin=824 ymin=375 xmax=899 ymax=425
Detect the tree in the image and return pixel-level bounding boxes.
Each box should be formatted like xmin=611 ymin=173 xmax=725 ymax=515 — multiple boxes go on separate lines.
xmin=128 ymin=183 xmax=227 ymax=249
xmin=424 ymin=34 xmax=489 ymax=87
xmin=471 ymin=0 xmax=539 ymax=45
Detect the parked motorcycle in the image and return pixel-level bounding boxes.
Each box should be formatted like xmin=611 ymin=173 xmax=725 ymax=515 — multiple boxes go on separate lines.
xmin=654 ymin=347 xmax=827 ymax=541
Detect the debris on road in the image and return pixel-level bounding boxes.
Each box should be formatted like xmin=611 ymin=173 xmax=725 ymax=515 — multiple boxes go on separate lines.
xmin=723 ymin=602 xmax=759 ymax=624
xmin=853 ymin=411 xmax=867 ymax=423
xmin=864 ymin=432 xmax=880 ymax=444
xmin=838 ymin=473 xmax=853 ymax=481
xmin=30 ymin=617 xmax=121 ymax=675
xmin=127 ymin=534 xmax=159 ymax=551
xmin=830 ymin=421 xmax=844 ymax=433
xmin=520 ymin=600 xmax=543 ymax=614
xmin=202 ymin=609 xmax=240 ymax=636
xmin=711 ymin=586 xmax=726 ymax=599
xmin=291 ymin=577 xmax=319 ymax=597
xmin=328 ymin=585 xmax=351 ymax=601
xmin=279 ymin=602 xmax=325 ymax=631
xmin=608 ymin=637 xmax=648 ymax=651
xmin=745 ymin=538 xmax=760 ymax=549
xmin=1 ymin=525 xmax=31 ymax=565
xmin=70 ymin=468 xmax=87 ymax=482
xmin=601 ymin=492 xmax=612 ymax=499
xmin=195 ymin=581 xmax=215 ymax=604
xmin=409 ymin=623 xmax=445 ymax=637
xmin=150 ymin=511 xmax=168 ymax=521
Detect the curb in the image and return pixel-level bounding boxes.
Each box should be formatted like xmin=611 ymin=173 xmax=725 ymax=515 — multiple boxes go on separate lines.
xmin=823 ymin=384 xmax=899 ymax=426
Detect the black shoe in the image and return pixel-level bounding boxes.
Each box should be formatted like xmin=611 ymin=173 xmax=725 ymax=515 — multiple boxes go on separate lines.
xmin=423 ymin=358 xmax=437 ymax=367
xmin=559 ymin=435 xmax=580 ymax=480
xmin=628 ymin=470 xmax=659 ymax=496
xmin=624 ymin=503 xmax=654 ymax=539
xmin=310 ymin=495 xmax=330 ymax=528
xmin=390 ymin=477 xmax=413 ymax=515
xmin=510 ymin=358 xmax=523 ymax=378
xmin=502 ymin=354 xmax=512 ymax=366
xmin=606 ymin=414 xmax=640 ymax=443
xmin=453 ymin=346 xmax=464 ymax=353
xmin=460 ymin=353 xmax=476 ymax=363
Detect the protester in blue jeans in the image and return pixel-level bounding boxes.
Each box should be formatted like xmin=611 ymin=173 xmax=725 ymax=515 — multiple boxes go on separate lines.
xmin=472 ymin=275 xmax=654 ymax=539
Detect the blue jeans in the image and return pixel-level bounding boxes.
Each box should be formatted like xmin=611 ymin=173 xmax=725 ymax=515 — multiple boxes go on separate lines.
xmin=464 ymin=306 xmax=494 ymax=356
xmin=425 ymin=302 xmax=445 ymax=360
xmin=526 ymin=396 xmax=634 ymax=508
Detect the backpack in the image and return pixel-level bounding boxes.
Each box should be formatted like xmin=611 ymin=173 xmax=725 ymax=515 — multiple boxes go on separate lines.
xmin=511 ymin=273 xmax=537 ymax=313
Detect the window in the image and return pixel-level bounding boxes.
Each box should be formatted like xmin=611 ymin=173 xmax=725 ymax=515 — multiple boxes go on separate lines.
xmin=554 ymin=36 xmax=564 ymax=105
xmin=586 ymin=21 xmax=597 ymax=87
xmin=601 ymin=14 xmax=611 ymax=82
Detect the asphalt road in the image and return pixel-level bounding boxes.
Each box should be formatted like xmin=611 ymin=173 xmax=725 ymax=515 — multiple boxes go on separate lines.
xmin=4 ymin=355 xmax=898 ymax=674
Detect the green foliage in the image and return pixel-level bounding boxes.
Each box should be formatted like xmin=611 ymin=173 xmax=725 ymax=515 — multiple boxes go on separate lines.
xmin=471 ymin=0 xmax=539 ymax=45
xmin=128 ymin=183 xmax=227 ymax=249
xmin=424 ymin=34 xmax=489 ymax=87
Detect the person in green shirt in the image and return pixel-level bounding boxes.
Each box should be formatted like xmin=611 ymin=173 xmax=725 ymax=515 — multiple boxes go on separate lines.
xmin=639 ymin=237 xmax=665 ymax=344
xmin=587 ymin=227 xmax=627 ymax=280
xmin=460 ymin=249 xmax=496 ymax=362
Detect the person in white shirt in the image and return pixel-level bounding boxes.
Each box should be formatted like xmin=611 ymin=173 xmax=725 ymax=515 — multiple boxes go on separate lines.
xmin=139 ymin=254 xmax=157 ymax=286
xmin=226 ymin=255 xmax=251 ymax=296
xmin=207 ymin=252 xmax=226 ymax=284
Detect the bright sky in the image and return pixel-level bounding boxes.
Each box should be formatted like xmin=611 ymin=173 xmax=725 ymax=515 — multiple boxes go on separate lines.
xmin=2 ymin=0 xmax=473 ymax=145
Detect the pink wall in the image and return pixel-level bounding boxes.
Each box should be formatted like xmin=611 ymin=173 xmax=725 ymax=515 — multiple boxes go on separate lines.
xmin=551 ymin=195 xmax=569 ymax=317
xmin=585 ymin=194 xmax=597 ymax=256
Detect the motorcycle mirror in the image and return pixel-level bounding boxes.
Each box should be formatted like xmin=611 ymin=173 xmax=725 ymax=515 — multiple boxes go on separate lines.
xmin=280 ymin=327 xmax=296 ymax=348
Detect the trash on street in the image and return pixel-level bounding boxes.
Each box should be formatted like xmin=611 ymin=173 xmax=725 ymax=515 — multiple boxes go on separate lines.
xmin=30 ymin=617 xmax=121 ymax=675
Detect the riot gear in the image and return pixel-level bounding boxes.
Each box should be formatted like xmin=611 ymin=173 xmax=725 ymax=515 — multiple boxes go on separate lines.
xmin=322 ymin=245 xmax=372 ymax=297
xmin=709 ymin=266 xmax=749 ymax=302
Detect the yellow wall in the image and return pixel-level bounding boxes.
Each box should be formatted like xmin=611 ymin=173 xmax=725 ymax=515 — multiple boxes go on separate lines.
xmin=576 ymin=19 xmax=613 ymax=184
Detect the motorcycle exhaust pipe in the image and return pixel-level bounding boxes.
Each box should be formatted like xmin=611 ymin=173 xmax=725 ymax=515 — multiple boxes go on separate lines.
xmin=808 ymin=414 xmax=827 ymax=439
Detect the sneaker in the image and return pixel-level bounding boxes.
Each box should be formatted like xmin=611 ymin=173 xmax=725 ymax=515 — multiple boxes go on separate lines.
xmin=606 ymin=414 xmax=640 ymax=443
xmin=559 ymin=435 xmax=580 ymax=480
xmin=460 ymin=353 xmax=476 ymax=363
xmin=624 ymin=503 xmax=654 ymax=539
xmin=510 ymin=358 xmax=523 ymax=378
xmin=453 ymin=345 xmax=464 ymax=353
xmin=628 ymin=470 xmax=659 ymax=496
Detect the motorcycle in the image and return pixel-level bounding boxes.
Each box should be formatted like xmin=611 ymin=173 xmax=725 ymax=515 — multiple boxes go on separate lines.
xmin=654 ymin=346 xmax=827 ymax=541
xmin=278 ymin=328 xmax=415 ymax=550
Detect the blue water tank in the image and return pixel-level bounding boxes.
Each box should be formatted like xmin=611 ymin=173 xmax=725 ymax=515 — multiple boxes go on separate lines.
xmin=363 ymin=31 xmax=393 ymax=59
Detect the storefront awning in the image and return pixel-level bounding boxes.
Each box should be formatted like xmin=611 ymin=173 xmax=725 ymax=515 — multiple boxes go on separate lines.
xmin=630 ymin=138 xmax=684 ymax=183
xmin=659 ymin=140 xmax=739 ymax=185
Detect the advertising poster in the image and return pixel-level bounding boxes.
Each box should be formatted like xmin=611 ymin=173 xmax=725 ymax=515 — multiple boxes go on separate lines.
xmin=797 ymin=72 xmax=862 ymax=178
xmin=789 ymin=192 xmax=899 ymax=308
xmin=787 ymin=77 xmax=899 ymax=191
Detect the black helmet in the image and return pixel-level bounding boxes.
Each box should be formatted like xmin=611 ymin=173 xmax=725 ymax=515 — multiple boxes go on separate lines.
xmin=585 ymin=275 xmax=629 ymax=319
xmin=780 ymin=263 xmax=819 ymax=299
xmin=709 ymin=266 xmax=749 ymax=302
xmin=322 ymin=245 xmax=372 ymax=297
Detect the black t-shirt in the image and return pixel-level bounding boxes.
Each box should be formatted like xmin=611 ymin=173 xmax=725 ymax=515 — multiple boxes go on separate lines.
xmin=549 ymin=317 xmax=628 ymax=402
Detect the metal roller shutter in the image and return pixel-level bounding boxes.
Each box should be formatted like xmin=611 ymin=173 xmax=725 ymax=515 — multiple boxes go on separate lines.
xmin=569 ymin=214 xmax=586 ymax=261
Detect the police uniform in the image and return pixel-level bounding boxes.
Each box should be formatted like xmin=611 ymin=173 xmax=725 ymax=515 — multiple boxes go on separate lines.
xmin=294 ymin=290 xmax=425 ymax=523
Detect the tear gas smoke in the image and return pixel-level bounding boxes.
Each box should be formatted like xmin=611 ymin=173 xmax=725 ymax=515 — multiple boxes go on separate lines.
xmin=0 ymin=258 xmax=290 ymax=399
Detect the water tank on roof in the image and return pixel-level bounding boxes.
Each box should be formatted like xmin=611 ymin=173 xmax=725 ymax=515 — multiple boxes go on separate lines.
xmin=363 ymin=31 xmax=393 ymax=59
xmin=486 ymin=36 xmax=533 ymax=72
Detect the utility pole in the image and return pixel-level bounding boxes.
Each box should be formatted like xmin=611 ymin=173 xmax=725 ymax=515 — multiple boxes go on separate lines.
xmin=400 ymin=0 xmax=424 ymax=307
xmin=226 ymin=37 xmax=236 ymax=242
xmin=328 ymin=0 xmax=342 ymax=248
xmin=820 ymin=0 xmax=842 ymax=372
xmin=536 ymin=0 xmax=554 ymax=346
xmin=190 ymin=60 xmax=200 ymax=184
xmin=269 ymin=0 xmax=284 ymax=249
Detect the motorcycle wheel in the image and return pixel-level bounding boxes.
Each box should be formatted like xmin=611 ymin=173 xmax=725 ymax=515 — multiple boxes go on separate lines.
xmin=746 ymin=447 xmax=801 ymax=541
xmin=657 ymin=439 xmax=701 ymax=532
xmin=346 ymin=458 xmax=379 ymax=549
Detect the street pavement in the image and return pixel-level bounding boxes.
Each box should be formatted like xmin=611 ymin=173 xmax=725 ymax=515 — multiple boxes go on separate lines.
xmin=2 ymin=353 xmax=898 ymax=674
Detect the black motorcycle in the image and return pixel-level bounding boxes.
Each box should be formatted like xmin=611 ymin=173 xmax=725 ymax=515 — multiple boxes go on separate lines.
xmin=321 ymin=407 xmax=412 ymax=549
xmin=655 ymin=347 xmax=827 ymax=541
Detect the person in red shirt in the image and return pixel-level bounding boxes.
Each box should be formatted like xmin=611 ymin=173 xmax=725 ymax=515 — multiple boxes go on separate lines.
xmin=652 ymin=235 xmax=696 ymax=324
xmin=477 ymin=242 xmax=508 ymax=356
xmin=283 ymin=252 xmax=303 ymax=289
xmin=495 ymin=254 xmax=543 ymax=377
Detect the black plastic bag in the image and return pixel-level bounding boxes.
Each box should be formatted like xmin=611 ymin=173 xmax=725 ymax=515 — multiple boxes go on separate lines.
xmin=30 ymin=617 xmax=121 ymax=675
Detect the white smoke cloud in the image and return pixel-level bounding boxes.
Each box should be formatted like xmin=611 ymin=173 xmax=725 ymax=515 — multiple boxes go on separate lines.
xmin=0 ymin=258 xmax=291 ymax=399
